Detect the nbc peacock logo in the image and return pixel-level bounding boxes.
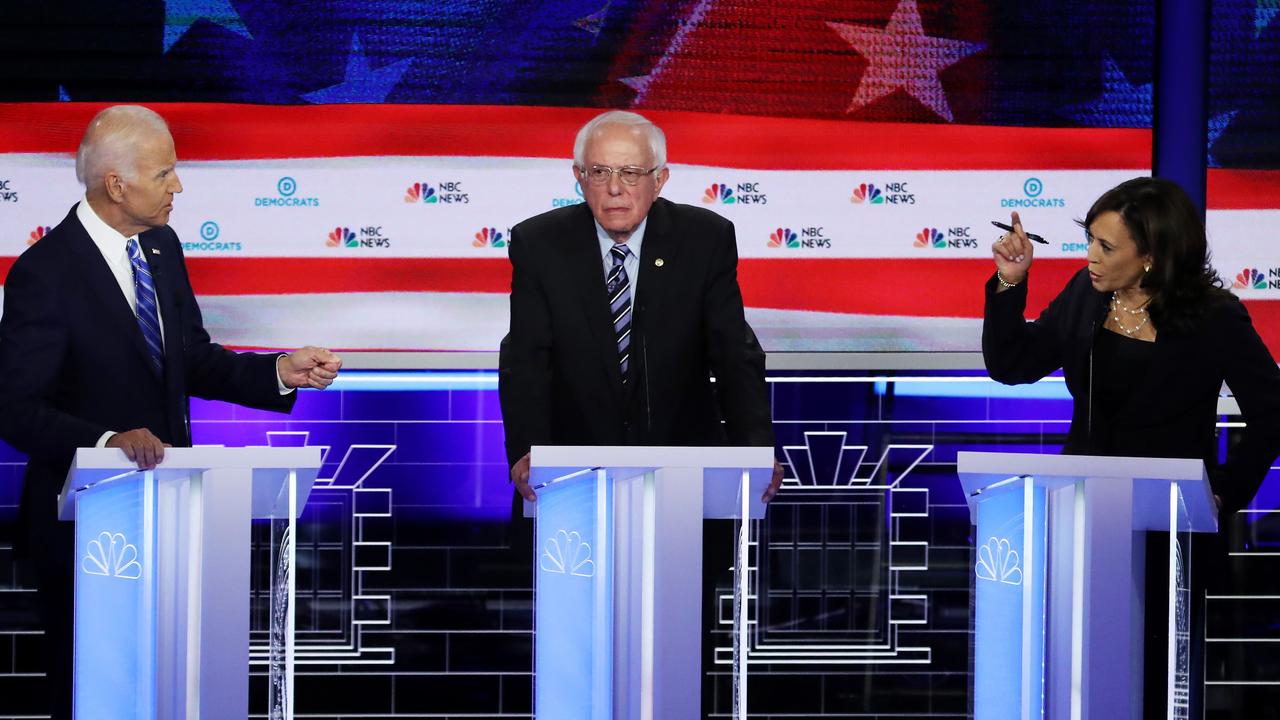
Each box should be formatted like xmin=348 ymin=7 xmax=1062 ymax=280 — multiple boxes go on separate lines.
xmin=1234 ymin=268 xmax=1266 ymax=290
xmin=27 ymin=225 xmax=50 ymax=246
xmin=404 ymin=183 xmax=438 ymax=204
xmin=851 ymin=183 xmax=884 ymax=204
xmin=768 ymin=227 xmax=799 ymax=249
xmin=327 ymin=227 xmax=357 ymax=248
xmin=702 ymin=183 xmax=735 ymax=204
xmin=474 ymin=227 xmax=506 ymax=248
xmin=914 ymin=227 xmax=945 ymax=249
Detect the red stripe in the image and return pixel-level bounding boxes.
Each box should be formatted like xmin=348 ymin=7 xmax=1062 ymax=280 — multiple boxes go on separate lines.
xmin=1207 ymin=169 xmax=1280 ymax=210
xmin=0 ymin=102 xmax=1150 ymax=170
xmin=4 ymin=254 xmax=1277 ymax=355
xmin=183 ymin=257 xmax=512 ymax=295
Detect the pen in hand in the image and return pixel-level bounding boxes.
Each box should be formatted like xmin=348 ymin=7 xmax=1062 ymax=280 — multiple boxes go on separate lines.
xmin=991 ymin=221 xmax=1047 ymax=244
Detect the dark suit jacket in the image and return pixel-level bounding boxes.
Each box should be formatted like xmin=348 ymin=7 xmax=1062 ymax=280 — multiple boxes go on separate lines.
xmin=983 ymin=268 xmax=1280 ymax=512
xmin=0 ymin=204 xmax=295 ymax=551
xmin=498 ymin=198 xmax=774 ymax=467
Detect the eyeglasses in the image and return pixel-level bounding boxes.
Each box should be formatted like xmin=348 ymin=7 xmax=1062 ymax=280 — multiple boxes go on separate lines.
xmin=580 ymin=164 xmax=660 ymax=186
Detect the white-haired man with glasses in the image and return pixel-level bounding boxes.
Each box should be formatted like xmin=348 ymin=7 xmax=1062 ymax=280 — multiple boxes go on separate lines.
xmin=499 ymin=110 xmax=782 ymax=503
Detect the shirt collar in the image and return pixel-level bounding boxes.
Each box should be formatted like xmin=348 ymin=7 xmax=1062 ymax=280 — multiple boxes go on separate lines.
xmin=76 ymin=195 xmax=136 ymax=262
xmin=595 ymin=217 xmax=647 ymax=261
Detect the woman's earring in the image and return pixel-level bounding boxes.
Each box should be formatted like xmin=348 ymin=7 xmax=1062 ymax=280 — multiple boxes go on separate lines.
xmin=1144 ymin=263 xmax=1151 ymax=273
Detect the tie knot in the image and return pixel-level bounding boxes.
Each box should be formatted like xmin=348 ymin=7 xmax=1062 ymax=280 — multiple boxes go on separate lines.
xmin=126 ymin=237 xmax=142 ymax=261
xmin=610 ymin=244 xmax=630 ymax=263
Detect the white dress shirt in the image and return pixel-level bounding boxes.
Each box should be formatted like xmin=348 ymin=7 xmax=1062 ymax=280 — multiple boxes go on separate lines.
xmin=595 ymin=217 xmax=647 ymax=300
xmin=76 ymin=197 xmax=164 ymax=341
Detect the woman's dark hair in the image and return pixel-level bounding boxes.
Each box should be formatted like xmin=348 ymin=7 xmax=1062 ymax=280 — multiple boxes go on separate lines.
xmin=1078 ymin=176 xmax=1231 ymax=331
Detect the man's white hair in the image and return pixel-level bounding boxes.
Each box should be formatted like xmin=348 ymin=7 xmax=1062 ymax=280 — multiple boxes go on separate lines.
xmin=75 ymin=105 xmax=171 ymax=188
xmin=572 ymin=110 xmax=667 ymax=170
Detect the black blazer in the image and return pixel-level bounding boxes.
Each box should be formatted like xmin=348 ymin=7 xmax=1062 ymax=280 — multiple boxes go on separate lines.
xmin=498 ymin=198 xmax=774 ymax=467
xmin=983 ymin=268 xmax=1280 ymax=512
xmin=0 ymin=205 xmax=295 ymax=549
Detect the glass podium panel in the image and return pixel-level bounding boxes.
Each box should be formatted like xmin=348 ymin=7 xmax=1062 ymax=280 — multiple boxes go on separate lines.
xmin=266 ymin=470 xmax=300 ymax=720
xmin=73 ymin=473 xmax=159 ymax=719
xmin=1168 ymin=482 xmax=1193 ymax=719
xmin=534 ymin=469 xmax=614 ymax=720
xmin=972 ymin=478 xmax=1048 ymax=720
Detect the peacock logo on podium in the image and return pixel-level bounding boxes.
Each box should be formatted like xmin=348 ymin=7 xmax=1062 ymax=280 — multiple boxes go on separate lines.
xmin=974 ymin=536 xmax=1022 ymax=586
xmin=540 ymin=530 xmax=595 ymax=578
xmin=80 ymin=531 xmax=142 ymax=580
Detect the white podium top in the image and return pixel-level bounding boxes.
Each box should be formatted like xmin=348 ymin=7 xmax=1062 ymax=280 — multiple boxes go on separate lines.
xmin=60 ymin=446 xmax=323 ymax=521
xmin=956 ymin=451 xmax=1217 ymax=532
xmin=533 ymin=444 xmax=774 ymax=470
xmin=529 ymin=445 xmax=776 ymax=519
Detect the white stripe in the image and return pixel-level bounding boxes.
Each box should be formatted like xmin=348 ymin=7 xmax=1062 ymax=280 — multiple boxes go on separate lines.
xmin=137 ymin=314 xmax=163 ymax=336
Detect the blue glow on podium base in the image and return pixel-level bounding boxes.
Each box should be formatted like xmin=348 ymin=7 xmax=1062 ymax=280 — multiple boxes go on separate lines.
xmin=973 ymin=480 xmax=1047 ymax=720
xmin=535 ymin=470 xmax=614 ymax=720
xmin=73 ymin=474 xmax=157 ymax=720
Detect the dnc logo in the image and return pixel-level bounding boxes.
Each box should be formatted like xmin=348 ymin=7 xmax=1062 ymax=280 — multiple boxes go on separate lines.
xmin=851 ymin=183 xmax=883 ymax=204
xmin=1234 ymin=268 xmax=1269 ymax=290
xmin=915 ymin=228 xmax=945 ymax=249
xmin=768 ymin=228 xmax=799 ymax=249
xmin=703 ymin=183 xmax=735 ymax=204
xmin=27 ymin=225 xmax=50 ymax=246
xmin=327 ymin=227 xmax=357 ymax=248
xmin=474 ymin=227 xmax=506 ymax=248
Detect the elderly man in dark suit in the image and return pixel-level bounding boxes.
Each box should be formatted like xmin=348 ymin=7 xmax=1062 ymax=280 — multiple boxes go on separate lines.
xmin=0 ymin=105 xmax=342 ymax=720
xmin=499 ymin=110 xmax=781 ymax=501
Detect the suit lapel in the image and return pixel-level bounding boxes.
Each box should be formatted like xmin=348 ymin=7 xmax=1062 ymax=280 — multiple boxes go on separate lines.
xmin=64 ymin=207 xmax=159 ymax=382
xmin=632 ymin=198 xmax=679 ymax=339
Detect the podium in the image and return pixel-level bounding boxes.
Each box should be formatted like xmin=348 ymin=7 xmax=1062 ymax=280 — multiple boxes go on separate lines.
xmin=527 ymin=445 xmax=775 ymax=720
xmin=59 ymin=446 xmax=322 ymax=720
xmin=956 ymin=452 xmax=1219 ymax=720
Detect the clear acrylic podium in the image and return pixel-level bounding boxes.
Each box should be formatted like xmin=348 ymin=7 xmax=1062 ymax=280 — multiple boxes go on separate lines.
xmin=59 ymin=446 xmax=322 ymax=720
xmin=527 ymin=445 xmax=775 ymax=720
xmin=956 ymin=451 xmax=1219 ymax=720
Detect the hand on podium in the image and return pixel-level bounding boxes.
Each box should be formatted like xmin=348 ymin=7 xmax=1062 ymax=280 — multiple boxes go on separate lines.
xmin=762 ymin=460 xmax=783 ymax=503
xmin=511 ymin=452 xmax=535 ymax=501
xmin=107 ymin=428 xmax=171 ymax=470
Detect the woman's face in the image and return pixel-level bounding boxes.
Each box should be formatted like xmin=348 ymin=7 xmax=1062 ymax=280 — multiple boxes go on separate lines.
xmin=1086 ymin=210 xmax=1152 ymax=294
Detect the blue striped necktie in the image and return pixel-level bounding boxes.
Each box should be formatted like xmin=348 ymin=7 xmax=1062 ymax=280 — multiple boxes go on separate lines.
xmin=606 ymin=244 xmax=632 ymax=383
xmin=126 ymin=238 xmax=165 ymax=375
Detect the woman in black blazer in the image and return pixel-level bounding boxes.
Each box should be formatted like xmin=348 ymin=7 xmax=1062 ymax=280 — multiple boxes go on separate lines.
xmin=984 ymin=177 xmax=1280 ymax=513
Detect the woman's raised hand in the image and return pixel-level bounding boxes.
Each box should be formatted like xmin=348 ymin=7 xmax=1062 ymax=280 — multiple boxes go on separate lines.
xmin=991 ymin=210 xmax=1034 ymax=286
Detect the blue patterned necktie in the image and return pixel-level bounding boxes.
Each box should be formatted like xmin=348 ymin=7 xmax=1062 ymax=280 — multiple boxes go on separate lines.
xmin=126 ymin=238 xmax=165 ymax=375
xmin=606 ymin=244 xmax=632 ymax=383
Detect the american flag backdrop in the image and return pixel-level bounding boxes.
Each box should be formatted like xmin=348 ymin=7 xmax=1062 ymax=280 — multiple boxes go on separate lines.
xmin=0 ymin=0 xmax=1277 ymax=352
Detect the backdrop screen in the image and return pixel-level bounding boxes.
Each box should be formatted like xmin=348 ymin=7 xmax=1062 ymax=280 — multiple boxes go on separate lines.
xmin=0 ymin=0 xmax=1276 ymax=353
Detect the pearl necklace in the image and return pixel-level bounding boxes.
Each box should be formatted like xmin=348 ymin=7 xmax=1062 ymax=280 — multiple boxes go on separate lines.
xmin=1110 ymin=293 xmax=1150 ymax=336
xmin=1113 ymin=293 xmax=1149 ymax=316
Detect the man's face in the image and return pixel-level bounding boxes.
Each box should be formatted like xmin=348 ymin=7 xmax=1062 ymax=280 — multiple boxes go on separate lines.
xmin=575 ymin=123 xmax=668 ymax=241
xmin=118 ymin=131 xmax=183 ymax=234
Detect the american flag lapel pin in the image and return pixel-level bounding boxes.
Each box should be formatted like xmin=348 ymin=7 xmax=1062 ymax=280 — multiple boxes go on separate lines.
xmin=151 ymin=248 xmax=161 ymax=255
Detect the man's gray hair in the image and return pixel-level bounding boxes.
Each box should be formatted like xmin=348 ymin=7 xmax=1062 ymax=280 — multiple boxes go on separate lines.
xmin=572 ymin=110 xmax=667 ymax=170
xmin=75 ymin=105 xmax=171 ymax=188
